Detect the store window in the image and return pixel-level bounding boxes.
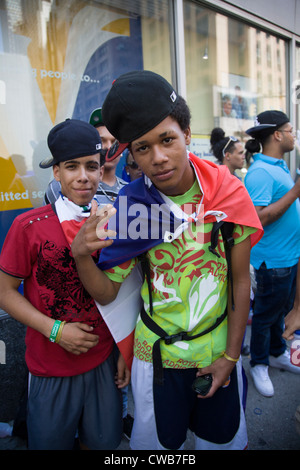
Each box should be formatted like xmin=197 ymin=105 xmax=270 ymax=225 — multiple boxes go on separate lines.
xmin=0 ymin=0 xmax=172 ymax=248
xmin=183 ymin=1 xmax=288 ymax=160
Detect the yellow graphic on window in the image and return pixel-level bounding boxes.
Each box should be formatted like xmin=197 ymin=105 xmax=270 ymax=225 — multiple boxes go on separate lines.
xmin=102 ymin=18 xmax=130 ymax=36
xmin=0 ymin=157 xmax=33 ymax=211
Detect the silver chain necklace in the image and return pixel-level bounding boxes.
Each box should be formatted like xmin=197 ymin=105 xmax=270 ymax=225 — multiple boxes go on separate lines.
xmin=99 ymin=178 xmax=121 ymax=202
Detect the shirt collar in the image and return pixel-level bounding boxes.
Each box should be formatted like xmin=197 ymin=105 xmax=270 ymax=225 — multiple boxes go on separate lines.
xmin=253 ymin=153 xmax=289 ymax=172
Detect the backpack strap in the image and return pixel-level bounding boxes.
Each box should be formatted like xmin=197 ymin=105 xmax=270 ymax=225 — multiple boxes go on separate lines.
xmin=140 ymin=305 xmax=227 ymax=385
xmin=208 ymin=220 xmax=224 ymax=258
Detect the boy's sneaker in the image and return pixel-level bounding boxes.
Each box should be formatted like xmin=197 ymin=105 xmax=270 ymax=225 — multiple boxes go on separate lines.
xmin=269 ymin=350 xmax=300 ymax=374
xmin=250 ymin=364 xmax=274 ymax=397
xmin=123 ymin=414 xmax=134 ymax=440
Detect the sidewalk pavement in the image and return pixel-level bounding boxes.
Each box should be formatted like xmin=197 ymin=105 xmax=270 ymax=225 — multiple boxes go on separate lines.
xmin=0 ymin=325 xmax=299 ymax=451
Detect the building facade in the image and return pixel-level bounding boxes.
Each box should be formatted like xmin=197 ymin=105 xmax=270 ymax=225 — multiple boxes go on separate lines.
xmin=0 ymin=0 xmax=299 ymax=249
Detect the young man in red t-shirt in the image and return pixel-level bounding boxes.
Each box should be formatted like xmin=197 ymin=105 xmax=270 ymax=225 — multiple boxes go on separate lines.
xmin=0 ymin=119 xmax=127 ymax=449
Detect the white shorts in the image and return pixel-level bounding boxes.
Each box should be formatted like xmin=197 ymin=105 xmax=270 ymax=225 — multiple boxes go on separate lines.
xmin=130 ymin=356 xmax=248 ymax=450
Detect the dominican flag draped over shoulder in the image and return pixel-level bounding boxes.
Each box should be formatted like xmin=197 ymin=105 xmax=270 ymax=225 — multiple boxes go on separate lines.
xmin=98 ymin=152 xmax=262 ymax=270
xmin=55 ymin=193 xmax=94 ymax=244
xmin=96 ymin=153 xmax=263 ymax=369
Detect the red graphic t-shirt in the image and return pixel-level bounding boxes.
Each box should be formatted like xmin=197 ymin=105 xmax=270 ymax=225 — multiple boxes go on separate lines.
xmin=0 ymin=205 xmax=113 ymax=377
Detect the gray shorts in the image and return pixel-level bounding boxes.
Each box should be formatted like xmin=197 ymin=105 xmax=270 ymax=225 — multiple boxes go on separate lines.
xmin=27 ymin=353 xmax=122 ymax=450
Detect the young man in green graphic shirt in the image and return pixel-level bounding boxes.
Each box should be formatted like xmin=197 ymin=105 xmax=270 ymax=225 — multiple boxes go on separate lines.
xmin=72 ymin=71 xmax=263 ymax=450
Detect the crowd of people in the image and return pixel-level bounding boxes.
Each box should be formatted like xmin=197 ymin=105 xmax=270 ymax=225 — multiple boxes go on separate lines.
xmin=0 ymin=70 xmax=299 ymax=450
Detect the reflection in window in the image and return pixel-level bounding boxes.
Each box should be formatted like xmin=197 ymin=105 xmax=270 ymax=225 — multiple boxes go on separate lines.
xmin=257 ymin=42 xmax=261 ymax=64
xmin=183 ymin=0 xmax=287 ymax=156
xmin=0 ymin=0 xmax=173 ymax=209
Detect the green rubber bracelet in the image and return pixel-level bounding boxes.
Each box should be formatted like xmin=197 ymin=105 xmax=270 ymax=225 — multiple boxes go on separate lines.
xmin=49 ymin=320 xmax=61 ymax=343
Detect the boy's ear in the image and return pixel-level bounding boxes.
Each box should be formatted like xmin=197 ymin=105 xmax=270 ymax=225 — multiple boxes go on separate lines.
xmin=100 ymin=165 xmax=104 ymax=180
xmin=184 ymin=126 xmax=191 ymax=145
xmin=53 ymin=164 xmax=60 ymax=182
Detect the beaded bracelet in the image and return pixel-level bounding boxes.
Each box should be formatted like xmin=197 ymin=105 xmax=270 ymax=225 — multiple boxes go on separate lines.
xmin=223 ymin=351 xmax=239 ymax=363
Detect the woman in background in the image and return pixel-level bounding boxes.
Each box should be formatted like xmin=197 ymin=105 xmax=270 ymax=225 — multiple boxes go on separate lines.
xmin=210 ymin=127 xmax=245 ymax=176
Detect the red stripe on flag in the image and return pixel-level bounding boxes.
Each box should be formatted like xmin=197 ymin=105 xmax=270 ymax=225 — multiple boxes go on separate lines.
xmin=117 ymin=329 xmax=135 ymax=370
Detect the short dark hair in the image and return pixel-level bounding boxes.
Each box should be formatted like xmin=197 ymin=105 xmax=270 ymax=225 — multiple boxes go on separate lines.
xmin=169 ymin=95 xmax=191 ymax=131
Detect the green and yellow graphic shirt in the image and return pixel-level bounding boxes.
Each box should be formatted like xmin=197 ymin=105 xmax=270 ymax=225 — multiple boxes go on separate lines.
xmin=105 ymin=179 xmax=254 ymax=369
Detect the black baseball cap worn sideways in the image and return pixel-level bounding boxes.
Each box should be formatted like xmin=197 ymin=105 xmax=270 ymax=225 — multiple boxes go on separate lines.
xmin=102 ymin=70 xmax=178 ymax=161
xmin=39 ymin=119 xmax=103 ymax=169
xmin=246 ymin=110 xmax=290 ymax=137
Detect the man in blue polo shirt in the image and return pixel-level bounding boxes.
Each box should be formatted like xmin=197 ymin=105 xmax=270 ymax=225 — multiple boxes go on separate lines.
xmin=245 ymin=110 xmax=300 ymax=397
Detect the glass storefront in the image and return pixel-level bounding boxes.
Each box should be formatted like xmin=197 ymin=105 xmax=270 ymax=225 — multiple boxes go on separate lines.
xmin=0 ymin=0 xmax=172 ymax=247
xmin=183 ymin=1 xmax=288 ymax=162
xmin=0 ymin=0 xmax=298 ymax=248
